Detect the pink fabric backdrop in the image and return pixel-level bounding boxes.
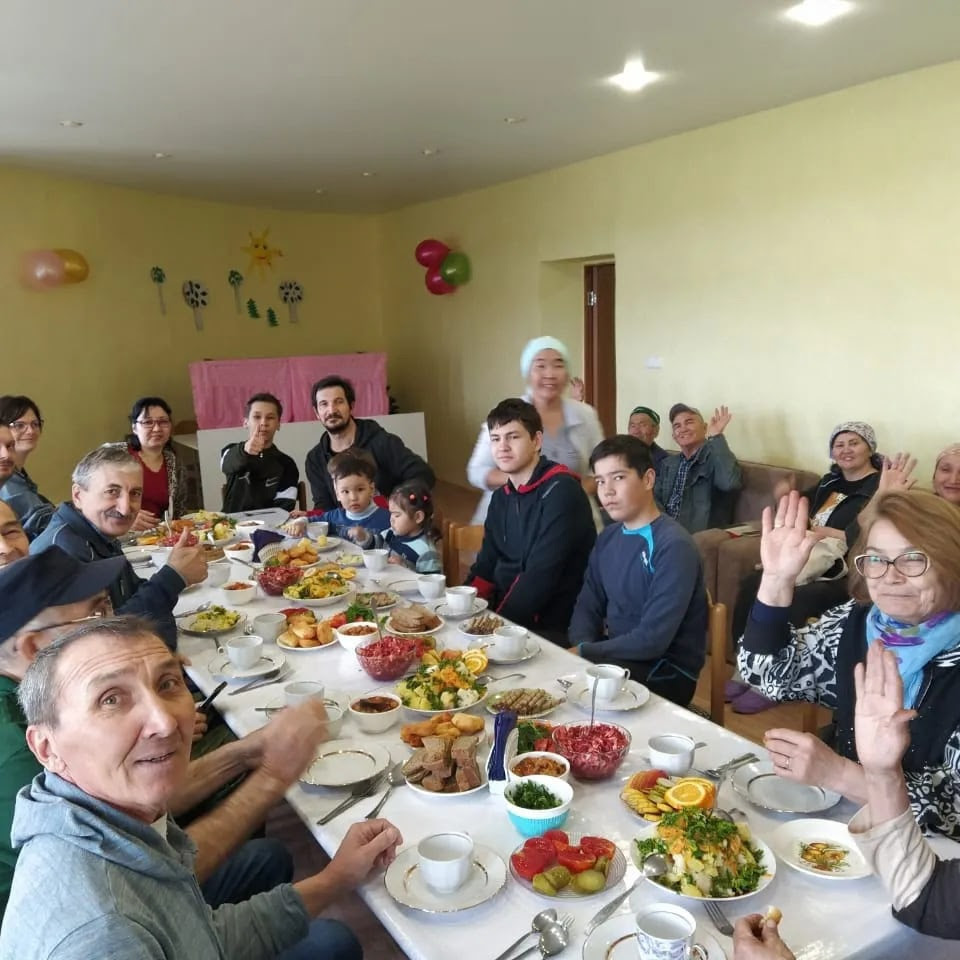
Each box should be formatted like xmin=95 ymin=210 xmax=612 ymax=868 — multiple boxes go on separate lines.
xmin=189 ymin=353 xmax=388 ymax=429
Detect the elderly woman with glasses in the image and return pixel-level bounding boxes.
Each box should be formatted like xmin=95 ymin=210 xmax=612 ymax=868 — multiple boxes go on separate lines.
xmin=0 ymin=396 xmax=53 ymax=539
xmin=738 ymin=489 xmax=960 ymax=838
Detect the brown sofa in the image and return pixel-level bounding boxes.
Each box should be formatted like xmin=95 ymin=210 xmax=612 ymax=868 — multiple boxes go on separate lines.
xmin=694 ymin=459 xmax=820 ymax=658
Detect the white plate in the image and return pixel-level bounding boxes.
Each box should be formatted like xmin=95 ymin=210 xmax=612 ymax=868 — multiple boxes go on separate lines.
xmin=432 ymin=598 xmax=489 ymax=619
xmin=484 ymin=636 xmax=541 ymax=665
xmin=301 ymin=740 xmax=392 ymax=787
xmin=336 ymin=552 xmax=365 ymax=567
xmin=280 ymin=587 xmax=354 ymax=607
xmin=769 ymin=818 xmax=871 ymax=880
xmin=122 ymin=549 xmax=152 ymax=566
xmin=353 ymin=591 xmax=401 ymax=610
xmin=179 ymin=612 xmax=245 ymax=637
xmin=406 ymin=765 xmax=488 ymax=798
xmin=570 ymin=679 xmax=651 ymax=712
xmin=582 ymin=913 xmax=726 ymax=960
xmin=486 ymin=689 xmax=565 ymax=719
xmin=208 ymin=651 xmax=285 ymax=682
xmin=732 ymin=760 xmax=841 ymax=814
xmin=400 ymin=690 xmax=489 ymax=716
xmin=385 ymin=614 xmax=445 ymax=636
xmin=631 ymin=823 xmax=776 ymax=902
xmin=384 ymin=843 xmax=506 ymax=913
xmin=510 ymin=835 xmax=627 ymax=899
xmin=314 ymin=535 xmax=343 ymax=552
xmin=458 ymin=617 xmax=506 ymax=641
xmin=390 ymin=579 xmax=422 ymax=595
xmin=264 ymin=691 xmax=351 ymax=716
xmin=277 ymin=633 xmax=340 ymax=652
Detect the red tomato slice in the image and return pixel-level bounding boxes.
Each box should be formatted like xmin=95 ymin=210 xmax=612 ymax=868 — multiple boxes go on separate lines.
xmin=510 ymin=848 xmax=552 ymax=880
xmin=533 ymin=737 xmax=554 ymax=752
xmin=557 ymin=846 xmax=597 ymax=874
xmin=523 ymin=837 xmax=557 ymax=861
xmin=327 ymin=613 xmax=347 ymax=629
xmin=579 ymin=837 xmax=616 ymax=860
xmin=542 ymin=829 xmax=569 ymax=854
xmin=633 ymin=769 xmax=669 ymax=791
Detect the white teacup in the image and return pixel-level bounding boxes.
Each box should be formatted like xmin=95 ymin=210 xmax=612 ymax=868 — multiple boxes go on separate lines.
xmin=492 ymin=625 xmax=527 ymax=660
xmin=635 ymin=903 xmax=707 ymax=960
xmin=586 ymin=663 xmax=631 ymax=702
xmin=253 ymin=613 xmax=286 ymax=643
xmin=417 ymin=573 xmax=446 ymax=600
xmin=308 ymin=521 xmax=330 ymax=539
xmin=648 ymin=734 xmax=698 ymax=776
xmin=445 ymin=586 xmax=477 ymax=615
xmin=284 ymin=681 xmax=326 ymax=707
xmin=417 ymin=832 xmax=474 ymax=893
xmin=363 ymin=549 xmax=389 ymax=572
xmin=226 ymin=635 xmax=263 ymax=670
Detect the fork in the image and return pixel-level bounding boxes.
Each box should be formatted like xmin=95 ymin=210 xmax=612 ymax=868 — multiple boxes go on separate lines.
xmin=317 ymin=774 xmax=385 ymax=825
xmin=703 ymin=900 xmax=734 ymax=936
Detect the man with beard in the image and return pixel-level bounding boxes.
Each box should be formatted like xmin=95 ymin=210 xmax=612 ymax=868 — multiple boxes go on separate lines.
xmin=0 ymin=426 xmax=15 ymax=495
xmin=305 ymin=376 xmax=434 ymax=511
xmin=29 ymin=446 xmax=206 ymax=648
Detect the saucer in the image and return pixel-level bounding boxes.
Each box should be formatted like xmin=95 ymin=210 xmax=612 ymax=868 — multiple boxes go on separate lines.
xmin=384 ymin=843 xmax=506 ymax=913
xmin=208 ymin=652 xmax=285 ymax=682
xmin=570 ymin=679 xmax=650 ymax=712
xmin=263 ymin=691 xmax=350 ymax=717
xmin=484 ymin=636 xmax=541 ymax=665
xmin=581 ymin=913 xmax=726 ymax=960
xmin=433 ymin=598 xmax=489 ymax=619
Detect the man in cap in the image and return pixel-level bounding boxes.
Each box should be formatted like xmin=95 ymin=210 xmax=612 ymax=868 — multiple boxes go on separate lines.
xmin=627 ymin=406 xmax=669 ymax=469
xmin=654 ymin=403 xmax=742 ymax=533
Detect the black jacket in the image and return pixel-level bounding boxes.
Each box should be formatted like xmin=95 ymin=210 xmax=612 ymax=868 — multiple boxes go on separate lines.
xmin=467 ymin=457 xmax=596 ymax=640
xmin=304 ymin=419 xmax=435 ymax=511
xmin=801 ymin=468 xmax=880 ymax=547
xmin=220 ymin=443 xmax=299 ymax=513
xmin=29 ymin=503 xmax=185 ymax=649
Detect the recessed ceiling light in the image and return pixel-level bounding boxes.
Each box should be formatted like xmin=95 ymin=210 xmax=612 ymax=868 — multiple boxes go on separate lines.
xmin=314 ymin=188 xmax=326 ymax=195
xmin=361 ymin=171 xmax=377 ymax=178
xmin=784 ymin=0 xmax=854 ymax=26
xmin=608 ymin=59 xmax=660 ymax=93
xmin=153 ymin=152 xmax=172 ymax=159
xmin=422 ymin=147 xmax=440 ymax=157
xmin=58 ymin=120 xmax=84 ymax=127
xmin=503 ymin=116 xmax=527 ymax=125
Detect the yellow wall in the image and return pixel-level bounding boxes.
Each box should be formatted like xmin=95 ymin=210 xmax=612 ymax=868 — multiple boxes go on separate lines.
xmin=0 ymin=168 xmax=381 ymax=499
xmin=380 ymin=60 xmax=960 ymax=487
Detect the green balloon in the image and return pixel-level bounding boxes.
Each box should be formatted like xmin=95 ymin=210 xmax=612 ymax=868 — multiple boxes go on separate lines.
xmin=439 ymin=251 xmax=471 ymax=285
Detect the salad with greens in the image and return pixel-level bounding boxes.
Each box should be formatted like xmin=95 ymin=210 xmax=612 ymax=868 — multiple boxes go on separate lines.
xmin=395 ymin=658 xmax=486 ymax=711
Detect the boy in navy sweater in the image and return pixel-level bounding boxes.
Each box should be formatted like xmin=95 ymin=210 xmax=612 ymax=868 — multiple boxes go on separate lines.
xmin=569 ymin=435 xmax=707 ymax=706
xmin=466 ymin=399 xmax=595 ymax=643
xmin=322 ymin=450 xmax=390 ymax=543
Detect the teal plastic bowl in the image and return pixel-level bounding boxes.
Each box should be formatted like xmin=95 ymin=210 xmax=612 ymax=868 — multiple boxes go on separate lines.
xmin=503 ymin=775 xmax=573 ymax=837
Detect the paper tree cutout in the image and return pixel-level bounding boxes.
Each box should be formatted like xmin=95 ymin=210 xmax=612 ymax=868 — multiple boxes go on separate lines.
xmin=182 ymin=280 xmax=209 ymax=331
xmin=279 ymin=281 xmax=303 ymax=323
xmin=266 ymin=307 xmax=279 ymax=328
xmin=241 ymin=228 xmax=283 ymax=277
xmin=150 ymin=266 xmax=166 ymax=315
xmin=227 ymin=270 xmax=244 ymax=314
xmin=246 ymin=298 xmax=260 ymax=319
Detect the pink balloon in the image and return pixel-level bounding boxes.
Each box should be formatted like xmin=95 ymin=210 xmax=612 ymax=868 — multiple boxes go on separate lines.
xmin=415 ymin=238 xmax=450 ymax=269
xmin=19 ymin=250 xmax=66 ymax=291
xmin=425 ymin=267 xmax=455 ymax=295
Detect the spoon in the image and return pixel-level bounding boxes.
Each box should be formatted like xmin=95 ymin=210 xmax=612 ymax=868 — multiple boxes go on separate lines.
xmin=365 ymin=763 xmax=406 ymax=820
xmin=585 ymin=854 xmax=668 ymax=936
xmin=589 ymin=676 xmax=598 ymax=729
xmin=175 ymin=601 xmax=212 ymax=619
xmin=513 ymin=921 xmax=570 ymax=960
xmin=492 ymin=908 xmax=558 ymax=960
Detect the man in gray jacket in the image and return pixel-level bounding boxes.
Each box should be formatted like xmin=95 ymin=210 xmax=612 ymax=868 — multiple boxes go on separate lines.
xmin=0 ymin=617 xmax=402 ymax=960
xmin=654 ymin=403 xmax=742 ymax=533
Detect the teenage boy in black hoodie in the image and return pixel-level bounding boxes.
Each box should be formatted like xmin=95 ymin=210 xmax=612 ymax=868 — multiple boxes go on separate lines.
xmin=465 ymin=398 xmax=595 ymax=644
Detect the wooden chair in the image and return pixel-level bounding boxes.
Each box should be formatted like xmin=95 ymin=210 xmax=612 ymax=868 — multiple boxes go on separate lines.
xmin=708 ymin=597 xmax=729 ymax=727
xmin=444 ymin=522 xmax=484 ymax=584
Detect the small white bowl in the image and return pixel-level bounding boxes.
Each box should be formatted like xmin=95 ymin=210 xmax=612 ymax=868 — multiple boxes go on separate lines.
xmin=235 ymin=519 xmax=265 ymax=532
xmin=507 ymin=751 xmax=571 ymax=783
xmin=220 ymin=580 xmax=257 ymax=605
xmin=204 ymin=561 xmax=232 ymax=587
xmin=149 ymin=547 xmax=171 ymax=569
xmin=334 ymin=621 xmax=380 ymax=653
xmin=348 ymin=692 xmax=402 ymax=734
xmin=225 ymin=541 xmax=255 ymax=564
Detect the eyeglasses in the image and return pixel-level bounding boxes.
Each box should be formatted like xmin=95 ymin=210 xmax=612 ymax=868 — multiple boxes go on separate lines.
xmin=9 ymin=420 xmax=43 ymax=433
xmin=35 ymin=607 xmax=111 ymax=635
xmin=135 ymin=419 xmax=172 ymax=429
xmin=854 ymin=551 xmax=930 ymax=579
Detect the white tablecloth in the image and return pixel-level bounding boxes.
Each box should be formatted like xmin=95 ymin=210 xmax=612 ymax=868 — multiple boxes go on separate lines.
xmin=176 ymin=565 xmax=959 ymax=960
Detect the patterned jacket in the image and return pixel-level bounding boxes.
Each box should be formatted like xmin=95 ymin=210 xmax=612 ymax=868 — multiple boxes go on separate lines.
xmin=738 ymin=599 xmax=960 ymax=839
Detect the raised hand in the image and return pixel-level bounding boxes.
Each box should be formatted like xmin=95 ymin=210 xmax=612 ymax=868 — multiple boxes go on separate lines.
xmin=878 ymin=452 xmax=918 ymax=495
xmin=569 ymin=376 xmax=585 ymax=402
xmin=166 ymin=528 xmax=207 ymax=585
xmin=706 ymin=404 xmax=732 ymax=436
xmin=759 ymin=492 xmax=818 ymax=582
xmin=244 ymin=433 xmax=265 ymax=456
xmin=854 ymin=641 xmax=916 ymax=774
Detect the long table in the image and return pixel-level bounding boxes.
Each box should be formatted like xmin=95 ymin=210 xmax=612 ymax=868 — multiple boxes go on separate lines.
xmin=176 ymin=563 xmax=958 ymax=960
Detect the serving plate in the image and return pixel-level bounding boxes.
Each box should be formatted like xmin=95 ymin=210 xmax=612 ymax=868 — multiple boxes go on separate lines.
xmin=769 ymin=818 xmax=871 ymax=880
xmin=385 ymin=614 xmax=445 ymax=636
xmin=399 ymin=691 xmax=489 ymax=716
xmin=384 ymin=844 xmax=506 ymax=913
xmin=301 ymin=740 xmax=392 ymax=787
xmin=406 ymin=768 xmax=488 ymax=799
xmin=179 ymin=611 xmax=245 ymax=637
xmin=510 ymin=834 xmax=626 ymax=900
xmin=280 ymin=587 xmax=354 ymax=607
xmin=486 ymin=689 xmax=564 ymax=720
xmin=731 ymin=760 xmax=841 ymax=814
xmin=277 ymin=633 xmax=340 ymax=652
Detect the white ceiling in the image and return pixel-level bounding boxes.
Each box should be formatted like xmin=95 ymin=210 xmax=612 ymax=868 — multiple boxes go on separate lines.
xmin=2 ymin=0 xmax=959 ymax=213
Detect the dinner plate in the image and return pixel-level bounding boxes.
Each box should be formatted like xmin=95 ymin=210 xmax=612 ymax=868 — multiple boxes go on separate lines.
xmin=122 ymin=548 xmax=152 ymax=566
xmin=582 ymin=913 xmax=726 ymax=960
xmin=389 ymin=579 xmax=422 ymax=595
xmin=208 ymin=651 xmax=285 ymax=682
xmin=486 ymin=689 xmax=565 ymax=720
xmin=179 ymin=612 xmax=245 ymax=637
xmin=280 ymin=587 xmax=354 ymax=607
xmin=631 ymin=823 xmax=776 ymax=902
xmin=432 ymin=598 xmax=489 ymax=619
xmin=399 ymin=691 xmax=489 ymax=716
xmin=301 ymin=740 xmax=392 ymax=787
xmin=458 ymin=618 xmax=506 ymax=641
xmin=336 ymin=552 xmax=365 ymax=567
xmin=276 ymin=633 xmax=340 ymax=652
xmin=769 ymin=818 xmax=871 ymax=880
xmin=510 ymin=835 xmax=627 ymax=900
xmin=264 ymin=691 xmax=351 ymax=717
xmin=483 ymin=636 xmax=541 ymax=665
xmin=406 ymin=765 xmax=488 ymax=799
xmin=731 ymin=760 xmax=841 ymax=814
xmin=569 ymin=680 xmax=650 ymax=712
xmin=384 ymin=614 xmax=445 ymax=636
xmin=354 ymin=591 xmax=401 ymax=610
xmin=384 ymin=843 xmax=506 ymax=913
xmin=314 ymin=536 xmax=343 ymax=552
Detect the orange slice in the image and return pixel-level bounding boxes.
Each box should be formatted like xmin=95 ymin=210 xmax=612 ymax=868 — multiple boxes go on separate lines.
xmin=664 ymin=781 xmax=713 ymax=810
xmin=462 ymin=649 xmax=488 ymax=675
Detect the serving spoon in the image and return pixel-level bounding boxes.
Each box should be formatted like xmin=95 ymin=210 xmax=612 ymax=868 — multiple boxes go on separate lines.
xmin=492 ymin=909 xmax=560 ymax=960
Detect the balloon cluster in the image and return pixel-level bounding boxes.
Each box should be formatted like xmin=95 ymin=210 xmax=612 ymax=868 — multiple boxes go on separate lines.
xmin=19 ymin=249 xmax=89 ymax=291
xmin=414 ymin=238 xmax=471 ymax=295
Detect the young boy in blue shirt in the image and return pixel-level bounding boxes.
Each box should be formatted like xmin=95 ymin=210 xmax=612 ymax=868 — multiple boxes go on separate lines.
xmin=322 ymin=450 xmax=390 ymax=544
xmin=569 ymin=435 xmax=708 ymax=707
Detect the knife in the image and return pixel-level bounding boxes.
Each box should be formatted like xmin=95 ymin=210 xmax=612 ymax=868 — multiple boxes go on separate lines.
xmin=198 ymin=681 xmax=227 ymax=711
xmin=317 ymin=774 xmax=385 ymax=825
xmin=584 ymin=878 xmax=645 ymax=937
xmin=227 ymin=668 xmax=288 ymax=697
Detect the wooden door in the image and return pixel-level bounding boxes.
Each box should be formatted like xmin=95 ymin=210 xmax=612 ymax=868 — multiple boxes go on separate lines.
xmin=583 ymin=262 xmax=617 ymax=436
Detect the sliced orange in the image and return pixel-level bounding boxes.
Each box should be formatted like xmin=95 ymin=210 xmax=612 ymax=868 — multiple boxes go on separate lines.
xmin=664 ymin=781 xmax=713 ymax=810
xmin=421 ymin=650 xmax=442 ymax=666
xmin=462 ymin=649 xmax=488 ymax=675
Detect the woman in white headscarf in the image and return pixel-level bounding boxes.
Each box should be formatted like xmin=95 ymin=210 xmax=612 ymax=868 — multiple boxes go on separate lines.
xmin=466 ymin=336 xmax=604 ymax=524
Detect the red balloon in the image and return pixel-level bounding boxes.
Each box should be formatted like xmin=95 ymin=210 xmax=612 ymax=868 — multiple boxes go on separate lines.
xmin=415 ymin=238 xmax=450 ymax=269
xmin=425 ymin=267 xmax=455 ymax=295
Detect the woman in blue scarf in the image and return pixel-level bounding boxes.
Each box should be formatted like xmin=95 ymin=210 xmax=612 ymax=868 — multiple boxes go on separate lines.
xmin=738 ymin=489 xmax=960 ymax=838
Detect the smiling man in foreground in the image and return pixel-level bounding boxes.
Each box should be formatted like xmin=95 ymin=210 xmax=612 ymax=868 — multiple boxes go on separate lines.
xmin=0 ymin=617 xmax=403 ymax=960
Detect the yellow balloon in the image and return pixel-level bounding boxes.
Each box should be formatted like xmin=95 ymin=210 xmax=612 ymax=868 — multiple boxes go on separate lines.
xmin=54 ymin=249 xmax=89 ymax=283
